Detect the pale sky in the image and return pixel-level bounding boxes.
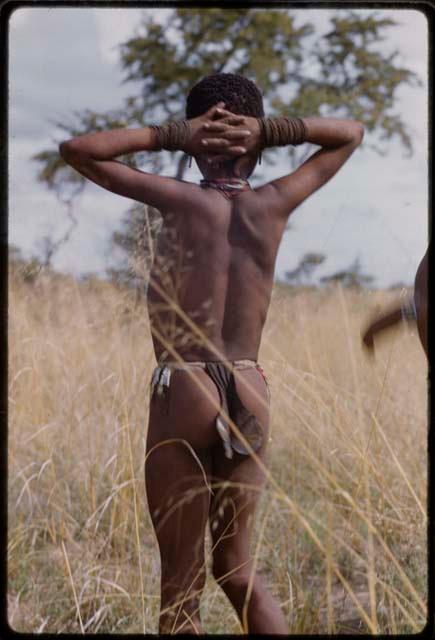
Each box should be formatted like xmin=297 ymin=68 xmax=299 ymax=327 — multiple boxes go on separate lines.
xmin=8 ymin=7 xmax=429 ymax=287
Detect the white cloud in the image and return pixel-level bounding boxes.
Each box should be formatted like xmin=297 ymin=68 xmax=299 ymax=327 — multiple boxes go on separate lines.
xmin=93 ymin=8 xmax=174 ymax=65
xmin=93 ymin=8 xmax=144 ymax=65
xmin=9 ymin=8 xmax=130 ymax=141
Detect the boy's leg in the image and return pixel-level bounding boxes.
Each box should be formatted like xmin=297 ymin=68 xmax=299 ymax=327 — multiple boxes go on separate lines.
xmin=145 ymin=371 xmax=220 ymax=634
xmin=209 ymin=367 xmax=289 ymax=634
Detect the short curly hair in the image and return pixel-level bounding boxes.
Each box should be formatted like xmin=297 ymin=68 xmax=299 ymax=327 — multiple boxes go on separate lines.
xmin=186 ymin=73 xmax=264 ymax=119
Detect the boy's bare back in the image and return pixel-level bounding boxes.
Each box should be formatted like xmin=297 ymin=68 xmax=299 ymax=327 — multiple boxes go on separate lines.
xmin=148 ymin=184 xmax=286 ymax=362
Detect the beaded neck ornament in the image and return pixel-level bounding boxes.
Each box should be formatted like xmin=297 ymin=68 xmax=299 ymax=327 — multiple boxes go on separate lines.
xmin=200 ymin=177 xmax=251 ymax=200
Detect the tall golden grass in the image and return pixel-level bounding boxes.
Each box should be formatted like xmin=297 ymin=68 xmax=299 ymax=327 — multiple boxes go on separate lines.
xmin=8 ymin=266 xmax=427 ymax=634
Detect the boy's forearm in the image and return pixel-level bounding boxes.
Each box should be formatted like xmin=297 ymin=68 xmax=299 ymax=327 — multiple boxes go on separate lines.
xmin=59 ymin=127 xmax=160 ymax=161
xmin=258 ymin=115 xmax=364 ymax=150
xmin=301 ymin=117 xmax=364 ymax=148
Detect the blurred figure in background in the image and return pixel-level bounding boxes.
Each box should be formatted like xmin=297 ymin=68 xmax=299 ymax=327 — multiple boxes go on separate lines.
xmin=362 ymin=248 xmax=428 ymax=358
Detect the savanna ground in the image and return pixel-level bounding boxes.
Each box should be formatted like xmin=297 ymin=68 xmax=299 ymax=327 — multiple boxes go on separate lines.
xmin=8 ymin=263 xmax=428 ymax=634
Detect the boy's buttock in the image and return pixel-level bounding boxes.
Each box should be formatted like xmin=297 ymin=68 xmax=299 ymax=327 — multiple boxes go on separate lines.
xmin=148 ymin=362 xmax=270 ymax=457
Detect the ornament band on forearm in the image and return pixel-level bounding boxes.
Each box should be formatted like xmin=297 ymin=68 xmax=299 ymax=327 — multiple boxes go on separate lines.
xmin=151 ymin=120 xmax=190 ymax=151
xmin=258 ymin=116 xmax=307 ymax=148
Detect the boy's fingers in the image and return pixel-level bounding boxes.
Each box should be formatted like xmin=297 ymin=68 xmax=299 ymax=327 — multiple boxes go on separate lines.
xmin=202 ymin=132 xmax=250 ymax=148
xmin=229 ymin=145 xmax=247 ymax=155
xmin=202 ymin=138 xmax=231 ymax=149
xmin=222 ymin=115 xmax=246 ymax=125
xmin=202 ymin=139 xmax=248 ymax=153
xmin=203 ymin=123 xmax=251 ymax=139
xmin=203 ymin=122 xmax=227 ymax=132
xmin=223 ymin=129 xmax=251 ymax=140
xmin=214 ymin=107 xmax=245 ymax=120
xmin=205 ymin=102 xmax=226 ymax=118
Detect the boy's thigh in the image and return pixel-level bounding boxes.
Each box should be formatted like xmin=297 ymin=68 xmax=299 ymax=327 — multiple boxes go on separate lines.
xmin=145 ymin=408 xmax=212 ymax=564
xmin=209 ymin=449 xmax=269 ymax=568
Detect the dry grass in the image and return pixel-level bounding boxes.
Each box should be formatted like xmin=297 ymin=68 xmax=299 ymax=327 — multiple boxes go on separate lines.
xmin=8 ymin=267 xmax=427 ymax=634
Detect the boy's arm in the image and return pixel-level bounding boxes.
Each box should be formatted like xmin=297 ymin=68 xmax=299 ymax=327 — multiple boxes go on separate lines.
xmin=268 ymin=117 xmax=364 ymax=215
xmin=59 ymin=126 xmax=184 ymax=211
xmin=58 ymin=103 xmax=249 ymax=211
xmin=206 ymin=113 xmax=364 ymax=216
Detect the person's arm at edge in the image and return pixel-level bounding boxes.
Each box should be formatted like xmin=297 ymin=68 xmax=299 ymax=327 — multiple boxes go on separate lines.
xmin=362 ymin=306 xmax=403 ymax=351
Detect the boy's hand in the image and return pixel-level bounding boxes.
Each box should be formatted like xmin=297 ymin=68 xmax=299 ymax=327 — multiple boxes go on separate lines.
xmin=183 ymin=103 xmax=252 ymax=157
xmin=201 ymin=109 xmax=262 ymax=164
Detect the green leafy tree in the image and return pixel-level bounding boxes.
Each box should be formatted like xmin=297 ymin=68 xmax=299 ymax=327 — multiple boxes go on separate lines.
xmin=32 ymin=8 xmax=421 ymax=285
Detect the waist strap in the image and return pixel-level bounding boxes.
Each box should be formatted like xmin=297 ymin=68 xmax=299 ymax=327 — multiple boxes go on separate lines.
xmin=157 ymin=359 xmax=258 ymax=372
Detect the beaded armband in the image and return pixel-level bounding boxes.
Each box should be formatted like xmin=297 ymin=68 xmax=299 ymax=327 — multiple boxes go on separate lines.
xmin=150 ymin=120 xmax=190 ymax=151
xmin=257 ymin=116 xmax=307 ymax=149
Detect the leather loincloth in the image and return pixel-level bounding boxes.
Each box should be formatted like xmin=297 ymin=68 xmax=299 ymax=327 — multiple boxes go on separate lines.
xmin=150 ymin=359 xmax=268 ymax=459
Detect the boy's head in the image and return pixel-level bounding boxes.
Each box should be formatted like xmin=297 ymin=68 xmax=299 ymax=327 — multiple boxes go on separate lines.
xmin=186 ymin=73 xmax=264 ymax=179
xmin=186 ymin=73 xmax=264 ymax=120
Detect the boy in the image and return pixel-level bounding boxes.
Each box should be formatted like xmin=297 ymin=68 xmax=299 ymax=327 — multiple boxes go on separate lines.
xmin=60 ymin=73 xmax=364 ymax=634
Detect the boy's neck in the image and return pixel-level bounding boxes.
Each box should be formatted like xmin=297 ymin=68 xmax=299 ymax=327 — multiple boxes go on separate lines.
xmin=201 ymin=166 xmax=248 ymax=182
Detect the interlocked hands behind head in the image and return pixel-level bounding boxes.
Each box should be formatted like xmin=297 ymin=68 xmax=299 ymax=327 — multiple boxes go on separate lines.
xmin=184 ymin=102 xmax=261 ymax=165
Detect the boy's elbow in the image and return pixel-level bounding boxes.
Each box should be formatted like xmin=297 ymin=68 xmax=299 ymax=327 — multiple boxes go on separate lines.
xmin=352 ymin=122 xmax=365 ymax=145
xmin=59 ymin=140 xmax=74 ymax=159
xmin=59 ymin=139 xmax=86 ymax=164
